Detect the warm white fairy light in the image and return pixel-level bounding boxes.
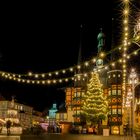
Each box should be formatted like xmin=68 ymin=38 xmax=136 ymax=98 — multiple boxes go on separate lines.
xmin=55 ymin=71 xmax=59 ymax=75
xmin=62 ymin=70 xmax=66 ymax=74
xmin=111 ymin=62 xmax=115 ymax=67
xmin=48 ymin=73 xmax=52 ymax=76
xmin=42 ymin=81 xmax=45 ymax=84
xmin=65 ymin=78 xmax=68 ymax=82
xmin=41 ymin=74 xmax=45 ymax=78
xmin=92 ymin=58 xmax=96 ymax=63
xmin=28 ymin=72 xmax=32 ymax=76
xmin=47 ymin=80 xmax=51 ymax=84
xmin=122 ymin=0 xmax=130 ymax=108
xmin=84 ymin=62 xmax=89 ymax=66
xmin=35 ymin=74 xmax=39 ymax=78
xmin=53 ymin=80 xmax=56 ymax=84
xmin=77 ymin=65 xmax=81 ymax=69
xmin=27 ymin=80 xmax=30 ymax=83
xmin=84 ymin=73 xmax=87 ymax=77
xmin=0 ymin=47 xmax=139 ymax=86
xmin=70 ymin=68 xmax=73 ymax=72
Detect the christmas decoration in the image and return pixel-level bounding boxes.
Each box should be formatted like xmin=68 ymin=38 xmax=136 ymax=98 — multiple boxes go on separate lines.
xmin=81 ymin=72 xmax=108 ymax=130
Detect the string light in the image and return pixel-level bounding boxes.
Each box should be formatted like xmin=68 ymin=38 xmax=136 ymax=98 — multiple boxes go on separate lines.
xmin=122 ymin=0 xmax=130 ymax=108
xmin=1 ymin=49 xmax=139 ymax=86
xmin=1 ymin=43 xmax=136 ymax=81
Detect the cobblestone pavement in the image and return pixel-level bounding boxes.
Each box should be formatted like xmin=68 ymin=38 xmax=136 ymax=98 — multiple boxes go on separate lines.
xmin=0 ymin=134 xmax=139 ymax=140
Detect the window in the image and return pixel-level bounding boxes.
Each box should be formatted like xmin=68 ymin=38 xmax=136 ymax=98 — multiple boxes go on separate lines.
xmin=60 ymin=114 xmax=64 ymax=120
xmin=112 ymin=109 xmax=117 ymax=114
xmin=118 ymin=90 xmax=121 ymax=95
xmin=108 ymin=90 xmax=111 ymax=96
xmin=112 ymin=90 xmax=116 ymax=95
xmin=74 ymin=92 xmax=80 ymax=97
xmin=108 ymin=110 xmax=111 ymax=114
xmin=66 ymin=96 xmax=71 ymax=101
xmin=67 ymin=91 xmax=72 ymax=96
xmin=20 ymin=106 xmax=23 ymax=110
xmin=77 ymin=110 xmax=80 ymax=115
xmin=118 ymin=109 xmax=122 ymax=114
xmin=81 ymin=92 xmax=85 ymax=97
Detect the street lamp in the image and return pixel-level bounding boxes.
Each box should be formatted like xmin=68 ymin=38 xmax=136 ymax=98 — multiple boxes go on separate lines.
xmin=129 ymin=68 xmax=138 ymax=139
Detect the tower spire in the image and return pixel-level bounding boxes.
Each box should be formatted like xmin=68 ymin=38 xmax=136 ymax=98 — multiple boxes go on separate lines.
xmin=97 ymin=28 xmax=105 ymax=53
xmin=74 ymin=24 xmax=84 ymax=87
xmin=96 ymin=28 xmax=105 ymax=68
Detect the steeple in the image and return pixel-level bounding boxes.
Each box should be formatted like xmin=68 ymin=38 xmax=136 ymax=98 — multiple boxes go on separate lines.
xmin=96 ymin=29 xmax=105 ymax=68
xmin=74 ymin=24 xmax=85 ymax=87
xmin=97 ymin=28 xmax=105 ymax=53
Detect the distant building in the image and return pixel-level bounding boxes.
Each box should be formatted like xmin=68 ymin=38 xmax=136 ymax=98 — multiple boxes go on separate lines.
xmin=55 ymin=107 xmax=67 ymax=122
xmin=0 ymin=98 xmax=44 ymax=130
xmin=49 ymin=103 xmax=58 ymax=119
xmin=48 ymin=103 xmax=58 ymax=125
xmin=0 ymin=99 xmax=33 ymax=129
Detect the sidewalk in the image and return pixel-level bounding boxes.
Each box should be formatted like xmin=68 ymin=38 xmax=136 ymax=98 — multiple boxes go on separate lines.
xmin=0 ymin=135 xmax=20 ymax=140
xmin=0 ymin=134 xmax=139 ymax=140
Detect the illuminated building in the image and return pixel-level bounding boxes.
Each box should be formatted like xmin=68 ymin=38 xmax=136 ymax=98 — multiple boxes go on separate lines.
xmin=107 ymin=70 xmax=123 ymax=135
xmin=48 ymin=103 xmax=58 ymax=126
xmin=0 ymin=98 xmax=45 ymax=132
xmin=0 ymin=100 xmax=33 ymax=129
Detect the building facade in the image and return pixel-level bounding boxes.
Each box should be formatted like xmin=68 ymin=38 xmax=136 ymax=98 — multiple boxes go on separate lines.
xmin=107 ymin=70 xmax=123 ymax=135
xmin=0 ymin=100 xmax=33 ymax=129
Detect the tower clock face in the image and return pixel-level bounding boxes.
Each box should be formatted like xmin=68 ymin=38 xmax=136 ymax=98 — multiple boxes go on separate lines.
xmin=96 ymin=58 xmax=103 ymax=67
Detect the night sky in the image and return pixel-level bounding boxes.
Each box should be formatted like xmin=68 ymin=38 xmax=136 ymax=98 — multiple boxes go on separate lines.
xmin=0 ymin=1 xmax=139 ymax=112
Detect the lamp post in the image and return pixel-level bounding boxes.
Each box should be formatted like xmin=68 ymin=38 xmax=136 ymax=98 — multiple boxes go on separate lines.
xmin=129 ymin=69 xmax=138 ymax=140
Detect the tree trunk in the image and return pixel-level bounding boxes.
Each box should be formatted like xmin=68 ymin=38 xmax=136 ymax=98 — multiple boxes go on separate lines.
xmin=98 ymin=119 xmax=102 ymax=135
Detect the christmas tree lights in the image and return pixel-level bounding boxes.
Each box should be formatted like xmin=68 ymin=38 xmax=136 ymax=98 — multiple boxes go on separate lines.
xmin=81 ymin=72 xmax=108 ymax=125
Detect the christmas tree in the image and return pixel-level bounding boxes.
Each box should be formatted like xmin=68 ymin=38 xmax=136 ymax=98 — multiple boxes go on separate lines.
xmin=81 ymin=72 xmax=108 ymax=126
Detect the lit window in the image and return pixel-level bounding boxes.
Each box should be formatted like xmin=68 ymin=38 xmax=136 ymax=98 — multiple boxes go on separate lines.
xmin=108 ymin=90 xmax=111 ymax=95
xmin=113 ymin=74 xmax=116 ymax=77
xmin=112 ymin=90 xmax=116 ymax=95
xmin=60 ymin=114 xmax=64 ymax=120
xmin=112 ymin=109 xmax=117 ymax=114
xmin=81 ymin=92 xmax=85 ymax=97
xmin=20 ymin=106 xmax=23 ymax=110
xmin=118 ymin=90 xmax=121 ymax=95
xmin=74 ymin=92 xmax=80 ymax=97
xmin=109 ymin=110 xmax=111 ymax=114
xmin=77 ymin=110 xmax=80 ymax=115
xmin=118 ymin=109 xmax=122 ymax=114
